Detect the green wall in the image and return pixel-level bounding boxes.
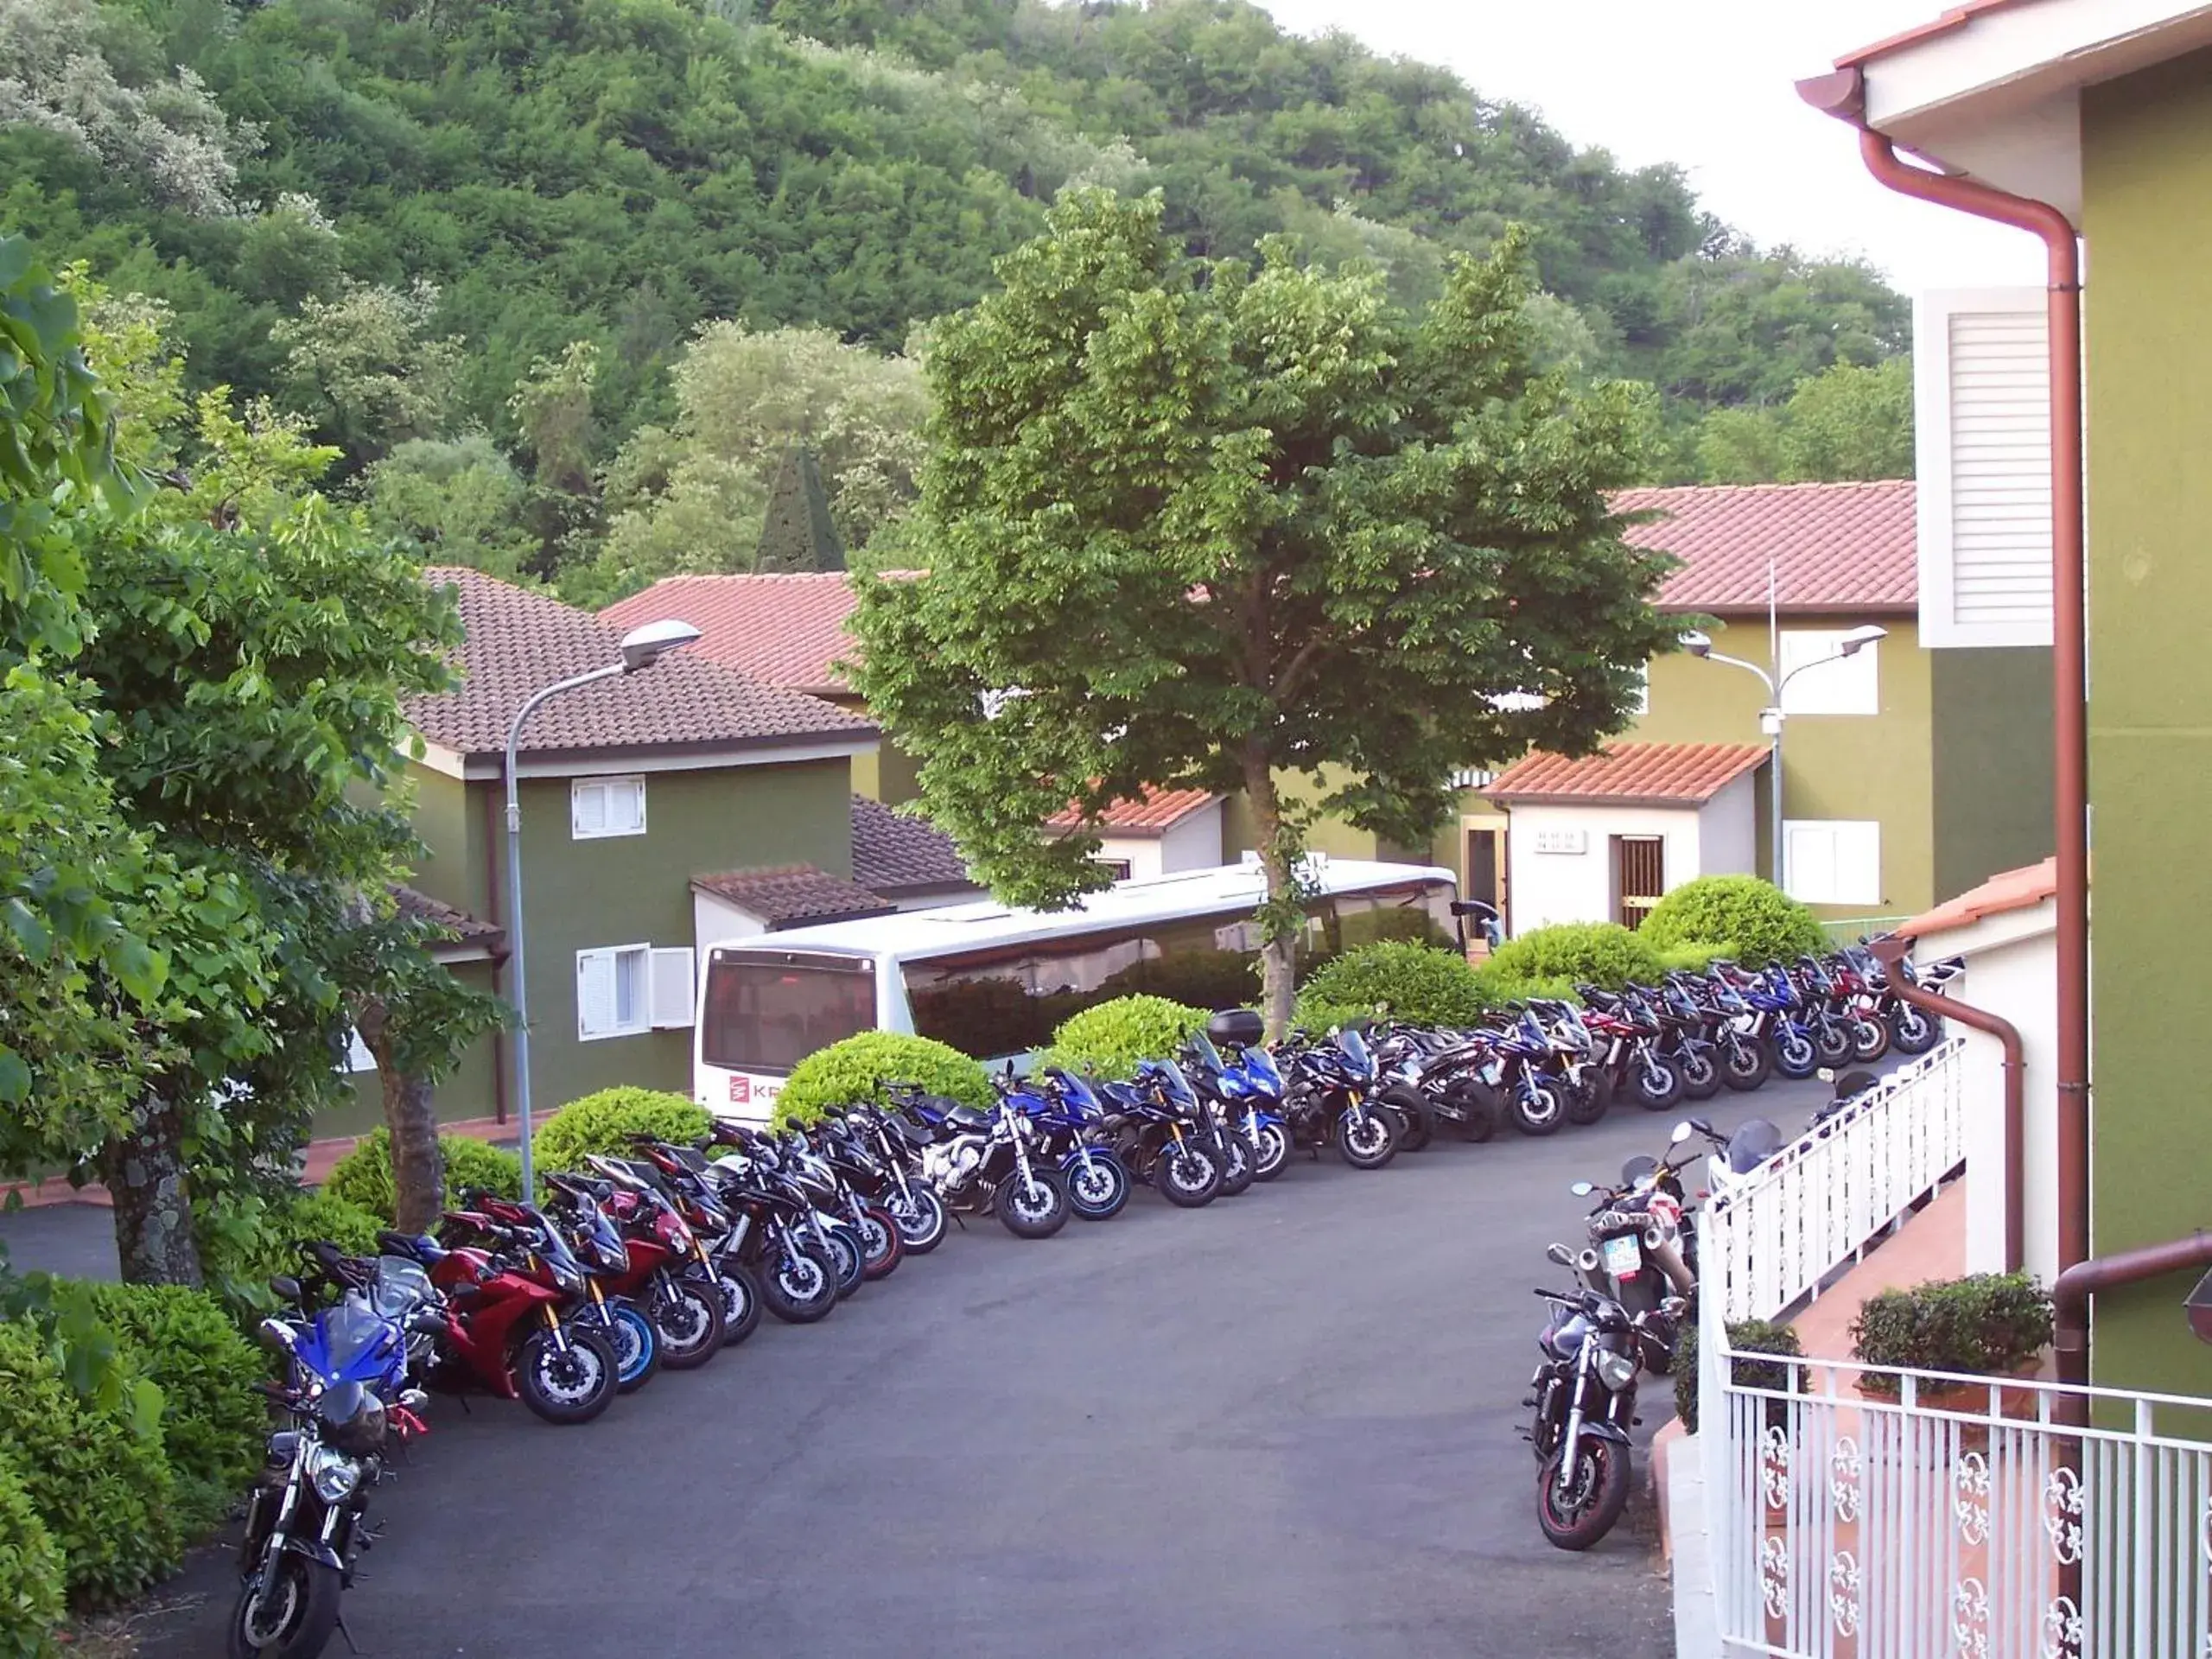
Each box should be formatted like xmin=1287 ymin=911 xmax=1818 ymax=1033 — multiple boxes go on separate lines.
xmin=1929 ymin=647 xmax=2056 ymax=902
xmin=2081 ymin=52 xmax=2212 ymax=1395
xmin=405 ymin=763 xmax=490 ymax=918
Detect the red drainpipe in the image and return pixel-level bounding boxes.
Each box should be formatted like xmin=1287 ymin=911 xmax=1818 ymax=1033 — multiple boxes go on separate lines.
xmin=1799 ymin=67 xmax=2092 ymax=1367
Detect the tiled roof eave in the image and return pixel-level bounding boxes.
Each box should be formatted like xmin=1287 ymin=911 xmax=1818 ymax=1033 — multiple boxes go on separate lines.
xmin=447 ymin=728 xmax=880 ymax=770
xmin=1481 ymin=790 xmax=1740 ymax=810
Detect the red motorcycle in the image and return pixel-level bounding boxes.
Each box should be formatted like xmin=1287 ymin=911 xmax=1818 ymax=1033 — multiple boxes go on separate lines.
xmin=576 ymin=1154 xmax=726 ymax=1367
xmin=410 ymin=1206 xmax=621 ymax=1425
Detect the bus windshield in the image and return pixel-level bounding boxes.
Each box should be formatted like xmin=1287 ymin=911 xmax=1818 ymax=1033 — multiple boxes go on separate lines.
xmin=701 ymin=950 xmax=876 ymax=1075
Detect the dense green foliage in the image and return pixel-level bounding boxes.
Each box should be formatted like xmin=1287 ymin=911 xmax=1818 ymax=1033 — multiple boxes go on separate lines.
xmin=0 ymin=1455 xmax=64 ymax=1658
xmin=531 ymin=1089 xmax=712 ymax=1172
xmin=322 ymin=1128 xmax=524 ymax=1220
xmin=1641 ymin=875 xmax=1824 ymax=967
xmin=772 ymin=1031 xmax=993 ymax=1124
xmin=0 ymin=1320 xmax=175 ymax=1610
xmin=197 ymin=1189 xmax=387 ymax=1320
xmin=1484 ymin=922 xmax=1664 ymax=991
xmin=1042 ymin=996 xmax=1207 ymax=1081
xmin=1 ymin=0 xmax=1910 ymax=594
xmin=1295 ymin=943 xmax=1486 ymax=1033
xmin=1696 ymin=358 xmax=1914 ymax=485
xmin=1673 ymin=1319 xmax=1802 ymax=1435
xmin=1851 ymin=1273 xmax=2053 ymax=1395
xmin=1467 ymin=964 xmax=1582 ymax=1011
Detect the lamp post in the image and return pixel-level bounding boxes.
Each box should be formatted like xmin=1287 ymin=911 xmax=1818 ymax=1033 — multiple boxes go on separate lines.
xmin=1678 ymin=623 xmax=1886 ymax=895
xmin=505 ymin=618 xmax=701 ymax=1198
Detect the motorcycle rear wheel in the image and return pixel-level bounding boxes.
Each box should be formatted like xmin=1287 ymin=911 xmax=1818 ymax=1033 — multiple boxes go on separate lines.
xmin=515 ymin=1325 xmax=619 ymax=1425
xmin=994 ymin=1167 xmax=1070 ymax=1238
xmin=1379 ymin=1085 xmax=1440 ymax=1149
xmin=1535 ymin=1439 xmax=1631 ymax=1552
xmin=227 ymin=1552 xmax=342 ymax=1659
xmin=856 ymin=1206 xmax=904 ymax=1280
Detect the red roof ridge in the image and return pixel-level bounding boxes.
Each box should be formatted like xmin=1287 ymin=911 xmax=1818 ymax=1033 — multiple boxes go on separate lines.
xmin=1896 ymin=856 xmax=2059 ymax=942
xmin=1481 ymin=741 xmax=1769 ymax=808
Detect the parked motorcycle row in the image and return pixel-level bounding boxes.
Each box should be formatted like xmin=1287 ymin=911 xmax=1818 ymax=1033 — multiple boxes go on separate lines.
xmin=230 ymin=943 xmax=1955 ymax=1653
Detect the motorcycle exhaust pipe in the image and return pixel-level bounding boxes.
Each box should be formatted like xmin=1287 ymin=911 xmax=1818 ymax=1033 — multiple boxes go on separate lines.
xmin=1648 ymin=1238 xmax=1694 ymax=1299
xmin=1577 ymin=1247 xmax=1601 ymax=1275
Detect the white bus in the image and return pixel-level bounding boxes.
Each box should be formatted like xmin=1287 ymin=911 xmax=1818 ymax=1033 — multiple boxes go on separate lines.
xmin=693 ymin=858 xmax=1457 ymax=1118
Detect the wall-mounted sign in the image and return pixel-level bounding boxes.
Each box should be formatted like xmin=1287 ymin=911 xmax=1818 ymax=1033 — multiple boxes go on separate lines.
xmin=1533 ymin=828 xmax=1588 ymax=856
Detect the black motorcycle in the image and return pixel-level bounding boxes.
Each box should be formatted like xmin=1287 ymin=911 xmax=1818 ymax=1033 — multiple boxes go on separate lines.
xmin=1523 ymin=1276 xmax=1682 ymax=1552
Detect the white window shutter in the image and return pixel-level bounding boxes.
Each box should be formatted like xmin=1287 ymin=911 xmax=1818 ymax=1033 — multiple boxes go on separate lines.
xmin=1785 ymin=823 xmax=1838 ymax=905
xmin=650 ymin=947 xmax=696 ymax=1028
xmin=576 ymin=950 xmax=617 ymax=1039
xmin=1784 ymin=820 xmax=1881 ymax=906
xmin=610 ymin=778 xmax=645 ymax=835
xmin=343 ymin=1027 xmax=377 ymax=1072
xmin=572 ymin=780 xmax=607 ymax=838
xmin=1777 ymin=632 xmax=1879 ymax=715
xmin=1916 ymin=289 xmax=2053 ymax=648
xmin=1840 ymin=822 xmax=1882 ymax=907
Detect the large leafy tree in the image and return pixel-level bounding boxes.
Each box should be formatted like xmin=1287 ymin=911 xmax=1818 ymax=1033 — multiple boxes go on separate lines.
xmin=850 ymin=193 xmax=1678 ymax=1030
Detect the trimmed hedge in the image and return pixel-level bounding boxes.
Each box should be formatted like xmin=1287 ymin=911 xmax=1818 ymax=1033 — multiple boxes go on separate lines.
xmin=0 ymin=1455 xmax=62 ymax=1658
xmin=0 ymin=1321 xmax=175 ymax=1610
xmin=1294 ymin=941 xmax=1486 ymax=1031
xmin=200 ymin=1190 xmax=388 ymax=1319
xmin=1041 ymin=996 xmax=1208 ymax=1081
xmin=773 ymin=1032 xmax=992 ymax=1126
xmin=1469 ymin=964 xmax=1582 ymax=1011
xmin=1673 ymin=1319 xmax=1803 ymax=1435
xmin=1484 ymin=922 xmax=1663 ymax=991
xmin=1642 ymin=874 xmax=1822 ymax=968
xmin=1850 ymin=1272 xmax=2052 ymax=1395
xmin=321 ymin=1128 xmax=524 ymax=1220
xmin=79 ymin=1285 xmax=265 ymax=1538
xmin=531 ymin=1089 xmax=711 ymax=1174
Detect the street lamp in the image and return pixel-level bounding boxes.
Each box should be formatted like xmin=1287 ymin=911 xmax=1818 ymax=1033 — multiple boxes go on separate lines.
xmin=1677 ymin=625 xmax=1886 ymax=894
xmin=505 ymin=619 xmax=702 ymax=1198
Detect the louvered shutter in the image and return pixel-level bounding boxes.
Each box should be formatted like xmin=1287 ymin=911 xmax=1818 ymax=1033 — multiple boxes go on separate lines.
xmin=650 ymin=947 xmax=696 ymax=1028
xmin=576 ymin=949 xmax=618 ymax=1039
xmin=572 ymin=780 xmax=608 ymax=838
xmin=1916 ymin=289 xmax=2054 ymax=647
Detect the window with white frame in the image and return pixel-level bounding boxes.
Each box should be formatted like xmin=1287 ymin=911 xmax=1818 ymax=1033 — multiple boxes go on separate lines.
xmin=1777 ymin=631 xmax=1879 ymax=715
xmin=1783 ymin=820 xmax=1881 ymax=907
xmin=577 ymin=944 xmax=695 ymax=1039
xmin=571 ymin=775 xmax=646 ymax=839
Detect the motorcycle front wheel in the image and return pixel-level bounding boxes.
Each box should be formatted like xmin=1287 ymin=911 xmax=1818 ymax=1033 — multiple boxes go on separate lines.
xmin=1065 ymin=1154 xmax=1131 ymax=1219
xmin=1720 ymin=1039 xmax=1771 ymax=1092
xmin=514 ymin=1324 xmax=618 ymax=1425
xmin=1773 ymin=1029 xmax=1819 ymax=1081
xmin=652 ymin=1276 xmax=726 ymax=1369
xmin=715 ymin=1266 xmax=763 ymax=1346
xmin=227 ymin=1552 xmax=342 ymax=1659
xmin=1215 ymin=1132 xmax=1255 ymax=1196
xmin=1251 ymin=1121 xmax=1292 ymax=1180
xmin=994 ymin=1167 xmax=1070 ymax=1238
xmin=887 ymin=1185 xmax=948 ymax=1255
xmin=1510 ymin=1083 xmax=1565 ymax=1137
xmin=1675 ymin=1047 xmax=1721 ymax=1103
xmin=1535 ymin=1439 xmax=1631 ymax=1552
xmin=1849 ymin=1014 xmax=1890 ymax=1064
xmin=1813 ymin=1020 xmax=1855 ymax=1069
xmin=823 ymin=1224 xmax=867 ymax=1297
xmin=603 ymin=1300 xmax=660 ymax=1392
xmin=1891 ymin=1003 xmax=1941 ymax=1055
xmin=855 ymin=1206 xmax=904 ymax=1280
xmin=1562 ymin=1071 xmax=1610 ymax=1127
xmin=761 ymin=1244 xmax=837 ymax=1325
xmin=1336 ymin=1107 xmax=1396 ymax=1169
xmin=1633 ymin=1058 xmax=1683 ymax=1113
xmin=1154 ymin=1142 xmax=1222 ymax=1208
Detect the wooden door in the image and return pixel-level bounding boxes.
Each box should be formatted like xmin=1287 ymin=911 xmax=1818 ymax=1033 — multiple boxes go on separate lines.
xmin=1613 ymin=836 xmax=1664 ymax=930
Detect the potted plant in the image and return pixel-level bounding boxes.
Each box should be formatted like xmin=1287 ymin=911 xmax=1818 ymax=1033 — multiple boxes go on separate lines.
xmin=1849 ymin=1272 xmax=2053 ymax=1421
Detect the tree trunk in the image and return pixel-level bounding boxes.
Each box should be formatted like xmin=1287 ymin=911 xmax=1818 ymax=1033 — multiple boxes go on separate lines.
xmin=1242 ymin=749 xmax=1299 ymax=1040
xmin=101 ymin=1092 xmax=204 ymax=1287
xmin=357 ymin=998 xmax=445 ymax=1234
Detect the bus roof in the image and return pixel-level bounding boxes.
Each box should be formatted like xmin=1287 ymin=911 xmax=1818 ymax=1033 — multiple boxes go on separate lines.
xmin=703 ymin=858 xmax=1453 ymax=963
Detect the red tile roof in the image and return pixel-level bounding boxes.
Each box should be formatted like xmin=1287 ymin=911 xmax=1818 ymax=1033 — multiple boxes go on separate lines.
xmin=1481 ymin=742 xmax=1769 ymax=808
xmin=391 ymin=885 xmax=505 ymax=957
xmin=1047 ymin=786 xmax=1220 ymax=836
xmin=1897 ymin=857 xmax=2057 ymax=941
xmin=601 ymin=571 xmax=913 ymax=693
xmin=412 ymin=569 xmax=873 ymax=759
xmin=1612 ymin=480 xmax=1916 ymax=614
xmin=691 ymin=864 xmax=895 ymax=928
xmin=849 ymin=796 xmax=976 ymax=896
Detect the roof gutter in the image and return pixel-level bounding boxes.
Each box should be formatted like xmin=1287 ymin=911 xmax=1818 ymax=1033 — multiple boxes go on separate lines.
xmin=1801 ymin=62 xmax=2092 ymax=1352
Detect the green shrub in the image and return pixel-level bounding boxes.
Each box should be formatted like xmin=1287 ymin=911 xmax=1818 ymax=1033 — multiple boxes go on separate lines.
xmin=79 ymin=1285 xmax=264 ymax=1539
xmin=1656 ymin=941 xmax=1729 ymax=974
xmin=1294 ymin=941 xmax=1485 ymax=1030
xmin=1643 ymin=875 xmax=1823 ymax=968
xmin=772 ymin=1032 xmax=993 ymax=1126
xmin=531 ymin=1088 xmax=711 ymax=1174
xmin=1469 ymin=965 xmax=1583 ymax=1011
xmin=0 ymin=1455 xmax=63 ymax=1657
xmin=1850 ymin=1272 xmax=2053 ymax=1395
xmin=1484 ymin=922 xmax=1663 ymax=990
xmin=1041 ymin=996 xmax=1208 ymax=1081
xmin=321 ymin=1128 xmax=524 ymax=1220
xmin=198 ymin=1189 xmax=388 ymax=1323
xmin=0 ymin=1321 xmax=175 ymax=1610
xmin=1673 ymin=1319 xmax=1803 ymax=1435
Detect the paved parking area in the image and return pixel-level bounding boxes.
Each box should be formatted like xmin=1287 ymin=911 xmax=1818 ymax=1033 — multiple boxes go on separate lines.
xmin=132 ymin=1079 xmax=1831 ymax=1659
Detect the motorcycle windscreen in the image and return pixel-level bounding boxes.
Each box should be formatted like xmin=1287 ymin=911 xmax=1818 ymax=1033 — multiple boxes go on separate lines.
xmin=1057 ymin=1071 xmax=1103 ymax=1113
xmin=1185 ymin=1030 xmax=1226 ymax=1075
xmin=318 ymin=1300 xmax=403 ymax=1384
xmin=1337 ymin=1027 xmax=1374 ymax=1079
xmin=1155 ymin=1058 xmax=1200 ymax=1106
xmin=368 ymin=1257 xmax=434 ymax=1322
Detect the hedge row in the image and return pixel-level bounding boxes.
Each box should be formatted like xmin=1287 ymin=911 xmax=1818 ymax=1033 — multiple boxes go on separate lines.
xmin=321 ymin=1128 xmax=524 ymax=1220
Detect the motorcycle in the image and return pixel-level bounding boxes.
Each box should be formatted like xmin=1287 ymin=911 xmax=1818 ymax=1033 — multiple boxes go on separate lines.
xmin=1280 ymin=1027 xmax=1398 ymax=1168
xmin=913 ymin=1090 xmax=1071 ymax=1237
xmin=537 ymin=1175 xmax=665 ymax=1391
xmin=1562 ymin=1121 xmax=1708 ymax=1321
xmin=1027 ymin=1068 xmax=1134 ymax=1220
xmin=1523 ymin=1276 xmax=1684 ymax=1551
xmin=694 ymin=1128 xmax=846 ymax=1324
xmin=1573 ymin=988 xmax=1684 ymax=1116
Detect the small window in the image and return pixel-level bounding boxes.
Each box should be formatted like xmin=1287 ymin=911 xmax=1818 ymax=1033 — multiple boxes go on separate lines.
xmin=1095 ymin=858 xmax=1134 ymax=881
xmin=577 ymin=944 xmax=652 ymax=1039
xmin=1778 ymin=632 xmax=1879 ymax=716
xmin=1784 ymin=820 xmax=1882 ymax=907
xmin=572 ymin=775 xmax=646 ymax=839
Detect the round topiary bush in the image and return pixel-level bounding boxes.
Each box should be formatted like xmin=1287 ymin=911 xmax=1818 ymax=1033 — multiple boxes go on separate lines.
xmin=772 ymin=1032 xmax=992 ymax=1126
xmin=531 ymin=1088 xmax=712 ymax=1174
xmin=0 ymin=1453 xmax=63 ymax=1656
xmin=1468 ymin=964 xmax=1582 ymax=1011
xmin=1641 ymin=874 xmax=1823 ymax=968
xmin=1484 ymin=922 xmax=1665 ymax=991
xmin=0 ymin=1319 xmax=175 ymax=1610
xmin=321 ymin=1128 xmax=524 ymax=1220
xmin=79 ymin=1284 xmax=265 ymax=1539
xmin=1041 ymin=996 xmax=1208 ymax=1081
xmin=1294 ymin=941 xmax=1486 ymax=1031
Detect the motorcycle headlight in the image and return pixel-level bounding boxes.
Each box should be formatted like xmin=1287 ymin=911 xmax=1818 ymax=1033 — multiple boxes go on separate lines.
xmin=1595 ymin=1350 xmax=1638 ymax=1391
xmin=306 ymin=1443 xmax=362 ymax=1503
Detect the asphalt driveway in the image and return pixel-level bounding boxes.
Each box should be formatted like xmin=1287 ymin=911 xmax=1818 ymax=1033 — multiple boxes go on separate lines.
xmin=136 ymin=1078 xmax=1832 ymax=1659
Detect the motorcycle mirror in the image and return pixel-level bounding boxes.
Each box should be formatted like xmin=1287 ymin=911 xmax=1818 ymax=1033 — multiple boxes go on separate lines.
xmin=268 ymin=1274 xmax=303 ymax=1306
xmin=1569 ymin=1180 xmax=1596 ymax=1197
xmin=1669 ymin=1121 xmax=1696 ymax=1146
xmin=1544 ymin=1242 xmax=1576 ymax=1268
xmin=1688 ymin=1116 xmax=1717 ymax=1139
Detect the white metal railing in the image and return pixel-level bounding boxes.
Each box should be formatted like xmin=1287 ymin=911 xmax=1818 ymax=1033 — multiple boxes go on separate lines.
xmin=1702 ymin=1036 xmax=1966 ymax=1325
xmin=1707 ymin=1353 xmax=2212 ymax=1658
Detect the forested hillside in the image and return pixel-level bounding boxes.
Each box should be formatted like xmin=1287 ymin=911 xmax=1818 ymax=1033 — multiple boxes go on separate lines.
xmin=0 ymin=0 xmax=1914 ymax=598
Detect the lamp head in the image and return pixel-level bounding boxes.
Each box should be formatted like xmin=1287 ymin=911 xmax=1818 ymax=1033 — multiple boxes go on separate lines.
xmin=1679 ymin=629 xmax=1713 ymax=659
xmin=1838 ymin=624 xmax=1887 ymax=656
xmin=619 ymin=618 xmax=702 ymax=673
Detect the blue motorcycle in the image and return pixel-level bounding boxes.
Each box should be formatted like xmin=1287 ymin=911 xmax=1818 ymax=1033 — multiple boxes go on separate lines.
xmin=1183 ymin=1022 xmax=1292 ymax=1183
xmin=1028 ymin=1068 xmax=1133 ymax=1220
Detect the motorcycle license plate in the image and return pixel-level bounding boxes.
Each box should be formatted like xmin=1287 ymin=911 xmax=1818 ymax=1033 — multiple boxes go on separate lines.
xmin=1602 ymin=1235 xmax=1643 ymax=1276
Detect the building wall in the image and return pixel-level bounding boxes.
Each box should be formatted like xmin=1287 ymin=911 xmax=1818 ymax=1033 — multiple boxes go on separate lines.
xmin=1503 ymin=803 xmax=1706 ymax=932
xmin=1159 ymin=803 xmax=1227 ymax=873
xmin=1929 ymin=647 xmax=2056 ymax=902
xmin=1697 ymin=772 xmax=1760 ymax=881
xmin=694 ymin=888 xmax=767 ymax=952
xmin=827 ymin=692 xmax=919 ymax=805
xmin=2081 ymin=52 xmax=2212 ymax=1395
xmin=404 ymin=763 xmax=490 ymax=918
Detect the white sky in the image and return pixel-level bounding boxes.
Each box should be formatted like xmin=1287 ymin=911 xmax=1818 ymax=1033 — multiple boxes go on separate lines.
xmin=1253 ymin=0 xmax=2044 ymax=295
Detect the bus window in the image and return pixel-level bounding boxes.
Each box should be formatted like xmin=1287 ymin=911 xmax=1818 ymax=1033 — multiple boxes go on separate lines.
xmin=701 ymin=951 xmax=876 ymax=1075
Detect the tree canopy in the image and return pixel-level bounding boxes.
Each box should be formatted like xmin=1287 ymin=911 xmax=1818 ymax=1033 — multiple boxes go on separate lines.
xmin=850 ymin=194 xmax=1680 ymax=1027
